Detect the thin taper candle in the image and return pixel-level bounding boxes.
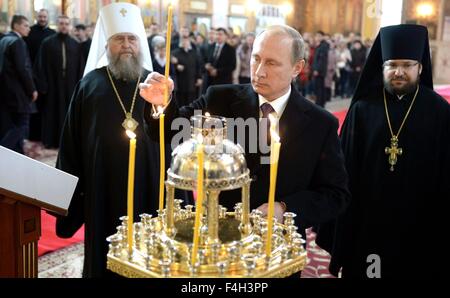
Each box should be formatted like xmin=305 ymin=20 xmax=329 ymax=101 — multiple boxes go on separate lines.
xmin=159 ymin=113 xmax=165 ymax=211
xmin=163 ymin=2 xmax=173 ymax=106
xmin=191 ymin=141 xmax=204 ymax=266
xmin=126 ymin=131 xmax=137 ymax=255
xmin=265 ymin=115 xmax=281 ymax=257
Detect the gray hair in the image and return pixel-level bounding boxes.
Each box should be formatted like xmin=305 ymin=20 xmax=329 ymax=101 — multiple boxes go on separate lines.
xmin=151 ymin=35 xmax=166 ymax=51
xmin=258 ymin=25 xmax=305 ymax=64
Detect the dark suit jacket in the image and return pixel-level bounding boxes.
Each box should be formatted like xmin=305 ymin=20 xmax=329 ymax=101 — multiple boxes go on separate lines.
xmin=312 ymin=40 xmax=329 ymax=77
xmin=0 ymin=32 xmax=36 ymax=113
xmin=145 ymin=84 xmax=350 ymax=232
xmin=206 ymin=43 xmax=236 ymax=85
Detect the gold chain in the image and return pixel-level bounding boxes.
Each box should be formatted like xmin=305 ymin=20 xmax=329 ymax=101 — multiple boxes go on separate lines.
xmin=106 ymin=67 xmax=140 ymax=118
xmin=383 ymin=85 xmax=419 ymax=139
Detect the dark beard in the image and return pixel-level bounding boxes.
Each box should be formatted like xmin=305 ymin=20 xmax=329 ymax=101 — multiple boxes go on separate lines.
xmin=107 ymin=51 xmax=143 ymax=81
xmin=383 ymin=73 xmax=420 ymax=96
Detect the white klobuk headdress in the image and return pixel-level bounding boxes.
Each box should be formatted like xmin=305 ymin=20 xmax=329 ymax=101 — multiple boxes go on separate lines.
xmin=83 ymin=2 xmax=153 ymax=77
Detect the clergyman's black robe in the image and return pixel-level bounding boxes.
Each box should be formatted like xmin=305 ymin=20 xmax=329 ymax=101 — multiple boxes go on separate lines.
xmin=316 ymin=86 xmax=450 ymax=278
xmin=24 ymin=24 xmax=56 ymax=64
xmin=24 ymin=25 xmax=55 ymax=141
xmin=34 ymin=33 xmax=84 ymax=148
xmin=55 ymin=67 xmax=161 ymax=278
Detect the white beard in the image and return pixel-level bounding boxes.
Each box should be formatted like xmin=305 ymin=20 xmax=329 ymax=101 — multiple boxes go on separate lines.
xmin=107 ymin=51 xmax=143 ymax=81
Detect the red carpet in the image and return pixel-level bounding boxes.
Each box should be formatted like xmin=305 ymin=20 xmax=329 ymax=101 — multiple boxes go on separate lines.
xmin=39 ymin=211 xmax=84 ymax=256
xmin=436 ymin=86 xmax=450 ymax=102
xmin=37 ymin=86 xmax=449 ymax=257
xmin=333 ymin=109 xmax=347 ymax=134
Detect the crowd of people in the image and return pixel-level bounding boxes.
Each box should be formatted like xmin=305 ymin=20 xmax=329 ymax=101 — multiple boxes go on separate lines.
xmin=0 ymin=8 xmax=373 ymax=154
xmin=0 ymin=9 xmax=86 ymax=153
xmin=146 ymin=23 xmax=373 ymax=109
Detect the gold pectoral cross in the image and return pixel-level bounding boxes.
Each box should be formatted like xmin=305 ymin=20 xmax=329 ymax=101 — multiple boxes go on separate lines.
xmin=384 ymin=136 xmax=402 ymax=172
xmin=120 ymin=8 xmax=127 ymax=17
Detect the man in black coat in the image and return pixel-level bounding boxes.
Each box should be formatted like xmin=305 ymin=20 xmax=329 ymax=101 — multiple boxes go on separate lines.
xmin=172 ymin=34 xmax=202 ymax=106
xmin=74 ymin=24 xmax=92 ymax=63
xmin=140 ymin=25 xmax=350 ymax=243
xmin=312 ymin=31 xmax=329 ymax=107
xmin=24 ymin=9 xmax=56 ymax=64
xmin=204 ymin=27 xmax=236 ymax=89
xmin=0 ymin=15 xmax=37 ymax=154
xmin=146 ymin=22 xmax=159 ymax=61
xmin=24 ymin=9 xmax=56 ymax=142
xmin=34 ymin=15 xmax=84 ymax=149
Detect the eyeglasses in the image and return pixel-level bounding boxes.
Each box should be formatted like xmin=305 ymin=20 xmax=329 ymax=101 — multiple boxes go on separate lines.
xmin=383 ymin=62 xmax=419 ymax=71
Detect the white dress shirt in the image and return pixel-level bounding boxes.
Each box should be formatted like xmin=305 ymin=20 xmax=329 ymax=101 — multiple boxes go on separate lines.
xmin=258 ymin=85 xmax=292 ymax=134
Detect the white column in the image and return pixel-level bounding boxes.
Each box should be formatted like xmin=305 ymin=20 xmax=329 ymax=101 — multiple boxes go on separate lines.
xmin=212 ymin=0 xmax=228 ymax=28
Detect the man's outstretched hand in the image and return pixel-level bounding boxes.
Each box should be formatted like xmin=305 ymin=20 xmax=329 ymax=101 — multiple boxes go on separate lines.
xmin=139 ymin=72 xmax=175 ymax=106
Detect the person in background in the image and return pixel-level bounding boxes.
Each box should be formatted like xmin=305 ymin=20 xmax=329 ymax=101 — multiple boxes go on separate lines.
xmin=172 ymin=32 xmax=202 ymax=106
xmin=312 ymin=31 xmax=329 ymax=107
xmin=324 ymin=36 xmax=337 ymax=104
xmin=0 ymin=15 xmax=37 ymax=154
xmin=335 ymin=41 xmax=352 ymax=98
xmin=236 ymin=32 xmax=255 ymax=84
xmin=348 ymin=40 xmax=366 ymax=96
xmin=74 ymin=24 xmax=92 ymax=62
xmin=33 ymin=15 xmax=84 ymax=149
xmin=203 ymin=27 xmax=236 ymax=90
xmin=147 ymin=22 xmax=159 ymax=61
xmin=24 ymin=8 xmax=55 ymax=142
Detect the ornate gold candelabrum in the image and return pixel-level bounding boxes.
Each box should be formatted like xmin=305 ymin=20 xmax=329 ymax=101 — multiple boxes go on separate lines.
xmin=107 ymin=115 xmax=307 ymax=277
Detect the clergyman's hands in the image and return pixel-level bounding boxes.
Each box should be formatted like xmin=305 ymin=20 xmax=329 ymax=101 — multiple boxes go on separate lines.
xmin=139 ymin=72 xmax=174 ymax=106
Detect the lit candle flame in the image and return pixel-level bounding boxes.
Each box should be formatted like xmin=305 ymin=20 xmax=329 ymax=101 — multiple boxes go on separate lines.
xmin=126 ymin=130 xmax=136 ymax=139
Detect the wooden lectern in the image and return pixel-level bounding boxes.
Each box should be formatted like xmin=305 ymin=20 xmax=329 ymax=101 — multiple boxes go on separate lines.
xmin=0 ymin=146 xmax=78 ymax=278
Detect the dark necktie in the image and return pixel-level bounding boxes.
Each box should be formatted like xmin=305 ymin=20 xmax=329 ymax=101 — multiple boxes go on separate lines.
xmin=213 ymin=44 xmax=221 ymax=61
xmin=260 ymin=103 xmax=275 ymax=147
xmin=62 ymin=40 xmax=66 ymax=78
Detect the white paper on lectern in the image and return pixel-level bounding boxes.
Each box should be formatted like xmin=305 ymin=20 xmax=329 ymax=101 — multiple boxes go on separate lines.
xmin=0 ymin=146 xmax=78 ymax=211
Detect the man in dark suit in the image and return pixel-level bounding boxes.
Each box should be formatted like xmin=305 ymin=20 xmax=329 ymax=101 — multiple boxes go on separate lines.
xmin=0 ymin=15 xmax=37 ymax=154
xmin=204 ymin=27 xmax=236 ymax=89
xmin=312 ymin=31 xmax=329 ymax=107
xmin=139 ymin=25 xmax=350 ymax=239
xmin=172 ymin=33 xmax=203 ymax=106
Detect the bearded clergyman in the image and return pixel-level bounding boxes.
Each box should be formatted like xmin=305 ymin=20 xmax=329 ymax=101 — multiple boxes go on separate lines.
xmin=53 ymin=3 xmax=160 ymax=277
xmin=316 ymin=24 xmax=450 ymax=278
